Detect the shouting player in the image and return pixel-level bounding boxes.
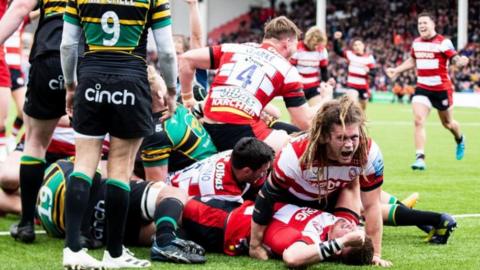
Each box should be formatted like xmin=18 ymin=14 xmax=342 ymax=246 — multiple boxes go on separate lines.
xmin=249 ymin=96 xmax=392 ymax=267
xmin=387 ymin=11 xmax=469 ymax=170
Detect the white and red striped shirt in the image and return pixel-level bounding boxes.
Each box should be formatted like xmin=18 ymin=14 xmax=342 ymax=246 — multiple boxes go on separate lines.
xmin=4 ymin=17 xmax=29 ymax=71
xmin=168 ymin=150 xmax=264 ymax=203
xmin=290 ymin=42 xmax=328 ymax=90
xmin=272 ymin=134 xmax=383 ymax=202
xmin=224 ymin=201 xmax=337 ymax=256
xmin=344 ymin=50 xmax=375 ymax=90
xmin=204 ymin=43 xmax=305 ymax=125
xmin=410 ymin=34 xmax=457 ymax=91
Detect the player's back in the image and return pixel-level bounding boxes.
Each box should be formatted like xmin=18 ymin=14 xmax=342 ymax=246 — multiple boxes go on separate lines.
xmin=64 ymin=0 xmax=170 ymax=74
xmin=204 ymin=42 xmax=303 ymax=124
xmin=29 ymin=0 xmax=68 ymax=61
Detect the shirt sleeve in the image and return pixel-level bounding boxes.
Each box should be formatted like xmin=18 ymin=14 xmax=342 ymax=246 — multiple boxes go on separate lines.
xmin=440 ymin=38 xmax=457 ymax=59
xmin=360 ymin=140 xmax=384 ymax=192
xmin=209 ymin=45 xmax=223 ymax=69
xmin=150 ymin=0 xmax=172 ymax=30
xmin=281 ymin=67 xmax=307 ymax=108
xmin=63 ymin=0 xmax=80 ymax=26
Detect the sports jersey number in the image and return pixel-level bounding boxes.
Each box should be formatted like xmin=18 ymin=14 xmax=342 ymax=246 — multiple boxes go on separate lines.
xmin=236 ymin=64 xmax=257 ymax=88
xmin=37 ymin=186 xmax=53 ymax=222
xmin=226 ymin=62 xmax=269 ymax=94
xmin=101 ymin=11 xmax=120 ymax=46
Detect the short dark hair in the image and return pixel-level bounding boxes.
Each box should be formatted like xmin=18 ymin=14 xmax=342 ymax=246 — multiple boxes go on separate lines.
xmin=231 ymin=137 xmax=274 ymax=171
xmin=418 ymin=11 xmax=436 ymax=22
xmin=341 ymin=236 xmax=374 ymax=265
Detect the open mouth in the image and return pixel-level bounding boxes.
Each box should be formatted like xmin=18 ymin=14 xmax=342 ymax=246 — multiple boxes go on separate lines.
xmin=341 ymin=151 xmax=353 ymax=157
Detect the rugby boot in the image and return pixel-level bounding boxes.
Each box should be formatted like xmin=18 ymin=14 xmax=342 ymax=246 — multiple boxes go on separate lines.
xmin=151 ymin=237 xmax=206 ymax=264
xmin=10 ymin=222 xmax=35 ymax=243
xmin=401 ymin=192 xmax=419 ymax=208
xmin=63 ymin=247 xmax=104 ymax=270
xmin=411 ymin=158 xmax=426 ymax=170
xmin=429 ymin=213 xmax=457 ymax=244
xmin=456 ymin=136 xmax=465 ymax=160
xmin=102 ymin=246 xmax=151 ymax=269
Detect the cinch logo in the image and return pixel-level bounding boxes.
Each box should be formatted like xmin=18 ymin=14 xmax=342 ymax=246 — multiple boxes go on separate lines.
xmin=85 ymin=84 xmax=135 ymax=105
xmin=92 ymin=200 xmax=106 ymax=240
xmin=49 ymin=75 xmax=64 ymax=90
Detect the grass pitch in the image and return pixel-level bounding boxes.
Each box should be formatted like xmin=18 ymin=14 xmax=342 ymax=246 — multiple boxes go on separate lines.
xmin=0 ymin=102 xmax=479 ymax=269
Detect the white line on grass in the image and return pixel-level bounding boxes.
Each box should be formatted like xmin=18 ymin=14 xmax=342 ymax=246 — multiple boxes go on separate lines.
xmin=0 ymin=230 xmax=46 ymax=236
xmin=367 ymin=121 xmax=480 ymax=126
xmin=453 ymin=214 xmax=480 ymax=218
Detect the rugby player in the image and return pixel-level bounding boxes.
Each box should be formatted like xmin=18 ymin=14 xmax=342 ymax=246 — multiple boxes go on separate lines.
xmin=178 ymin=16 xmax=333 ymax=152
xmin=141 ymin=66 xmax=217 ymax=181
xmin=167 ymin=137 xmax=274 ymax=204
xmin=249 ymin=96 xmax=392 ymax=267
xmin=36 ymin=159 xmax=206 ymax=265
xmin=60 ymin=0 xmax=177 ymax=267
xmin=290 ymin=26 xmax=334 ymax=106
xmin=183 ymin=199 xmax=373 ymax=267
xmin=0 ymin=0 xmax=71 ymax=245
xmin=386 ymin=12 xmax=469 ymax=170
xmin=333 ymin=31 xmax=376 ymax=111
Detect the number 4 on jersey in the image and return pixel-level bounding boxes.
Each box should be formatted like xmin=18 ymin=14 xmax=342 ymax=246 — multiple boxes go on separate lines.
xmin=236 ymin=64 xmax=257 ymax=88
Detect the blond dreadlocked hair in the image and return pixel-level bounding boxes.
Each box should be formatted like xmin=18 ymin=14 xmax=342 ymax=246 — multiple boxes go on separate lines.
xmin=299 ymin=96 xmax=369 ymax=202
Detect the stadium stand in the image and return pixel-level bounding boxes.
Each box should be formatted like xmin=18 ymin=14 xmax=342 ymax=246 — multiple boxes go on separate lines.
xmin=209 ymin=0 xmax=480 ymax=94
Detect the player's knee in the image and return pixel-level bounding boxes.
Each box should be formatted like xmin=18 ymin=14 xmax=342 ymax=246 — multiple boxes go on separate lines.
xmin=0 ymin=172 xmax=19 ymax=192
xmin=414 ymin=116 xmax=425 ymax=127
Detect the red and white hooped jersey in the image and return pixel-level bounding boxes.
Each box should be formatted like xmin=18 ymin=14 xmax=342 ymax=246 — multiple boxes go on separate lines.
xmin=167 ymin=150 xmax=265 ymax=203
xmin=271 ymin=134 xmax=383 ymax=202
xmin=410 ymin=35 xmax=457 ymax=91
xmin=290 ymin=42 xmax=328 ymax=89
xmin=204 ymin=42 xmax=305 ymax=125
xmin=344 ymin=50 xmax=375 ymax=90
xmin=4 ymin=17 xmax=29 ymax=70
xmin=223 ymin=201 xmax=337 ymax=256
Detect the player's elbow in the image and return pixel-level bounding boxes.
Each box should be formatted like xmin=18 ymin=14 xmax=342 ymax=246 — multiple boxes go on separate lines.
xmin=157 ymin=49 xmax=176 ymax=66
xmin=283 ymin=249 xmax=304 ymax=268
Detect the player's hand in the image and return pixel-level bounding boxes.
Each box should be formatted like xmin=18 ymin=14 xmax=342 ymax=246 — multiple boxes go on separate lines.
xmin=455 ymin=55 xmax=469 ymax=68
xmin=249 ymin=244 xmax=269 ymax=260
xmin=65 ymin=82 xmax=76 ymax=118
xmin=147 ymin=65 xmax=158 ymax=84
xmin=372 ymin=255 xmax=393 ymax=267
xmin=181 ymin=92 xmax=196 ymax=109
xmin=260 ymin=111 xmax=276 ymax=126
xmin=334 ymin=31 xmax=342 ymax=39
xmin=386 ymin=67 xmax=397 ymax=79
xmin=161 ymin=93 xmax=177 ymax=121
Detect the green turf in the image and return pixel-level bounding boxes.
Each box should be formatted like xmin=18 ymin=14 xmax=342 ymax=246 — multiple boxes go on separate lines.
xmin=0 ymin=102 xmax=479 ymax=269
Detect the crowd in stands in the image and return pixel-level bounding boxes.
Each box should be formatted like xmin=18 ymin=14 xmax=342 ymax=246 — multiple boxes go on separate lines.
xmin=212 ymin=0 xmax=480 ymax=94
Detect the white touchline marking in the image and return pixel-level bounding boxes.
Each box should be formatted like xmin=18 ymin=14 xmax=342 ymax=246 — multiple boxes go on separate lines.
xmin=367 ymin=121 xmax=480 ymax=126
xmin=0 ymin=230 xmax=46 ymax=236
xmin=452 ymin=214 xmax=480 ymax=218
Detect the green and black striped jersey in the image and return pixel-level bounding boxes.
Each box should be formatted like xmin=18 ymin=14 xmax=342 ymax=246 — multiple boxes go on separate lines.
xmin=30 ymin=0 xmax=68 ymax=61
xmin=64 ymin=0 xmax=171 ymax=59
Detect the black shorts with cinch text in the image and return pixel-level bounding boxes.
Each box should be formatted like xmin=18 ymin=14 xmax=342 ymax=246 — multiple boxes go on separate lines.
xmin=24 ymin=54 xmax=66 ymax=120
xmin=73 ymin=72 xmax=154 ymax=139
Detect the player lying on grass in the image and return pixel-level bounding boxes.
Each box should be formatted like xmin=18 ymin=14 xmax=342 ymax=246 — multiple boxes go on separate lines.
xmin=183 ymin=198 xmax=373 ymax=267
xmin=36 ymin=158 xmax=206 ymax=264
